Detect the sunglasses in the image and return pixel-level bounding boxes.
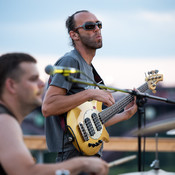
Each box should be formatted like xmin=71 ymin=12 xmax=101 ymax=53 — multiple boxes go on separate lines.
xmin=74 ymin=21 xmax=102 ymax=32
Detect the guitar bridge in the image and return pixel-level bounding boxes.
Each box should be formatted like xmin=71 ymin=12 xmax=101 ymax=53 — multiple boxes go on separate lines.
xmin=78 ymin=122 xmax=89 ymax=141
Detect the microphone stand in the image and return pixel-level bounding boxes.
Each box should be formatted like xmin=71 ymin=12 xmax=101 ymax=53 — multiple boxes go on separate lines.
xmin=66 ymin=75 xmax=175 ymax=172
xmin=66 ymin=76 xmax=133 ymax=94
xmin=67 ymin=75 xmax=175 ymax=104
xmin=135 ymin=93 xmax=147 ymax=172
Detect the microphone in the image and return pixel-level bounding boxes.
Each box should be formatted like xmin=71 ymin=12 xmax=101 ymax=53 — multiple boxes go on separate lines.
xmin=45 ymin=65 xmax=80 ymax=76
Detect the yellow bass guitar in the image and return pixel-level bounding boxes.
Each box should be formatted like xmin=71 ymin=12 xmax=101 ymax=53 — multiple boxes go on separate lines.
xmin=67 ymin=70 xmax=163 ymax=155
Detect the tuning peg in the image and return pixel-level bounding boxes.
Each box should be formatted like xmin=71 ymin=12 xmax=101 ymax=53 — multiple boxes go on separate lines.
xmin=152 ymin=83 xmax=157 ymax=87
xmin=148 ymin=70 xmax=159 ymax=75
xmin=148 ymin=71 xmax=152 ymax=75
xmin=155 ymin=70 xmax=159 ymax=74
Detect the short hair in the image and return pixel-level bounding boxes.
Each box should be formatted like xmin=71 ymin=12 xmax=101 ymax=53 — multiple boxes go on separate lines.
xmin=0 ymin=53 xmax=37 ymax=97
xmin=66 ymin=10 xmax=89 ymax=47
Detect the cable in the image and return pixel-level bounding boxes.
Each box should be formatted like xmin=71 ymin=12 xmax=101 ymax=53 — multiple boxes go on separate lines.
xmin=66 ymin=125 xmax=84 ymax=155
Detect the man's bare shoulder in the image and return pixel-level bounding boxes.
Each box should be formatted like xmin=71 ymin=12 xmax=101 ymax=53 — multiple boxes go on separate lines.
xmin=0 ymin=113 xmax=18 ymax=128
xmin=0 ymin=114 xmax=22 ymax=148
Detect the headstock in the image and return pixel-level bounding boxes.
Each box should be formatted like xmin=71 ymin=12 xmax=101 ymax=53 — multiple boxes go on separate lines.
xmin=145 ymin=70 xmax=163 ymax=93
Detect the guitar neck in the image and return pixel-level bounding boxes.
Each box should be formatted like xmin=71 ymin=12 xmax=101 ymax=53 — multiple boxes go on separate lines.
xmin=99 ymin=83 xmax=149 ymax=124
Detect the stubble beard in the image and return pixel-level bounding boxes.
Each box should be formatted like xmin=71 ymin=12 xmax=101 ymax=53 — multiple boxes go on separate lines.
xmin=79 ymin=34 xmax=103 ymax=50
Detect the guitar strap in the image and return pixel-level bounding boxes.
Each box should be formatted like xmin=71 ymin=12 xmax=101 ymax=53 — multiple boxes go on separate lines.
xmin=92 ymin=64 xmax=105 ymax=86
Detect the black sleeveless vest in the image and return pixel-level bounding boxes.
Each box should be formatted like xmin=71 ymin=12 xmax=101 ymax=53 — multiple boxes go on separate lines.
xmin=0 ymin=104 xmax=16 ymax=175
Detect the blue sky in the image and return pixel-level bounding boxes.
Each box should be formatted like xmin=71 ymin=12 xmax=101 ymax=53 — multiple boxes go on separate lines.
xmin=0 ymin=0 xmax=175 ymax=88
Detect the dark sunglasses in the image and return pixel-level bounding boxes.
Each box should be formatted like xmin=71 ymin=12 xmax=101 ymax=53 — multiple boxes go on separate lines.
xmin=74 ymin=21 xmax=102 ymax=32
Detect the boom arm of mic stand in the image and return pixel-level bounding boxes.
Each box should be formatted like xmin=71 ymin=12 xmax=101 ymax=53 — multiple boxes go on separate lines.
xmin=132 ymin=91 xmax=175 ymax=105
xmin=67 ymin=76 xmax=175 ymax=105
xmin=66 ymin=76 xmax=132 ymax=94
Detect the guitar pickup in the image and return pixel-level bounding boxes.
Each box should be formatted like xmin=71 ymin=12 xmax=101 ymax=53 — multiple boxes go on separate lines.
xmin=85 ymin=118 xmax=95 ymax=136
xmin=78 ymin=123 xmax=89 ymax=141
xmin=91 ymin=113 xmax=102 ymax=131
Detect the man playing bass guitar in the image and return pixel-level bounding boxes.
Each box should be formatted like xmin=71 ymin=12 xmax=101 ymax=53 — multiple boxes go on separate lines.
xmin=42 ymin=10 xmax=137 ymax=163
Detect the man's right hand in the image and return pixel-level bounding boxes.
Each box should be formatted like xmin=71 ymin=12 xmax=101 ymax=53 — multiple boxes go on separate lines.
xmin=78 ymin=157 xmax=109 ymax=175
xmin=88 ymin=89 xmax=115 ymax=107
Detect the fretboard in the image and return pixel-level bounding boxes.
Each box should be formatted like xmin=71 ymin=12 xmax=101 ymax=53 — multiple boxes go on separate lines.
xmin=99 ymin=83 xmax=149 ymax=124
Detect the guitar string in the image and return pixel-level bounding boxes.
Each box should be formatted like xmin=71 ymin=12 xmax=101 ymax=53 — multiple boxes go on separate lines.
xmin=99 ymin=83 xmax=149 ymax=123
xmin=102 ymin=83 xmax=148 ymax=123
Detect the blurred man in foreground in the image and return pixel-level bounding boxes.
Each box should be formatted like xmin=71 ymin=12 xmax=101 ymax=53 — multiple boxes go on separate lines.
xmin=0 ymin=53 xmax=108 ymax=175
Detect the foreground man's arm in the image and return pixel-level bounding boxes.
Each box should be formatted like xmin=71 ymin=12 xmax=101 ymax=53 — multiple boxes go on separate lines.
xmin=0 ymin=115 xmax=109 ymax=175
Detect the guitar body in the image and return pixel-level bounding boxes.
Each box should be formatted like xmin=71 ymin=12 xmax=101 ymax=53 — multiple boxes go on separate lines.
xmin=67 ymin=100 xmax=109 ymax=156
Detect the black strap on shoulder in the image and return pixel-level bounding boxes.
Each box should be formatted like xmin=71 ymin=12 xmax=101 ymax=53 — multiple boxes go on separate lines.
xmin=0 ymin=104 xmax=16 ymax=119
xmin=91 ymin=64 xmax=105 ymax=85
xmin=0 ymin=164 xmax=7 ymax=175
